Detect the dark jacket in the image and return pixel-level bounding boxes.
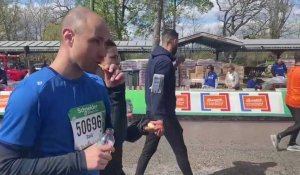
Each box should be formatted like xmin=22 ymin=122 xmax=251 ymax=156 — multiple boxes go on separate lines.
xmin=107 ymin=83 xmax=127 ymax=146
xmin=145 ymin=46 xmax=176 ymax=120
xmin=0 ymin=68 xmax=7 ymax=85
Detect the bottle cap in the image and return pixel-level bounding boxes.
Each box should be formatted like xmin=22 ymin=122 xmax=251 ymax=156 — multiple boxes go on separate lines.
xmin=106 ymin=128 xmax=114 ymax=134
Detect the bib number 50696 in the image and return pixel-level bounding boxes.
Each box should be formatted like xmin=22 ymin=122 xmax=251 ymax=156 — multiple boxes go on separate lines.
xmin=76 ymin=115 xmax=102 ymax=136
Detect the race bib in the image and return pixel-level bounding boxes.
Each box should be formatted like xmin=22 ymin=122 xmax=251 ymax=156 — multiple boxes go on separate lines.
xmin=69 ymin=101 xmax=105 ymax=150
xmin=151 ymin=74 xmax=164 ymax=93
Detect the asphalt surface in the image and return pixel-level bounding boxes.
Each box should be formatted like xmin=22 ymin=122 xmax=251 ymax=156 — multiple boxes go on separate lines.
xmin=122 ymin=121 xmax=300 ymax=175
xmin=0 ymin=119 xmax=299 ymax=174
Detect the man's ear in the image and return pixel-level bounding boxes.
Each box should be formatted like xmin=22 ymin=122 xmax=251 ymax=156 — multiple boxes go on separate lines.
xmin=173 ymin=38 xmax=178 ymax=46
xmin=62 ymin=28 xmax=74 ymax=46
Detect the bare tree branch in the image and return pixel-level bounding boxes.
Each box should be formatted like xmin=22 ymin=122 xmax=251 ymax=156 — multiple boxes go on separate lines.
xmin=217 ymin=0 xmax=266 ymax=36
xmin=267 ymin=0 xmax=293 ymax=38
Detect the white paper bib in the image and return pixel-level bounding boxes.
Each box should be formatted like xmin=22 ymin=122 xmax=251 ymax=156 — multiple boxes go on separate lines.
xmin=69 ymin=101 xmax=105 ymax=150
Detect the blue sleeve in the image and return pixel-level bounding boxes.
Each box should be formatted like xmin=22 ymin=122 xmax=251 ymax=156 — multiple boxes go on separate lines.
xmin=0 ymin=82 xmax=41 ymax=147
xmin=246 ymin=81 xmax=251 ymax=88
xmin=247 ymin=80 xmax=255 ymax=88
xmin=214 ymin=73 xmax=218 ymax=80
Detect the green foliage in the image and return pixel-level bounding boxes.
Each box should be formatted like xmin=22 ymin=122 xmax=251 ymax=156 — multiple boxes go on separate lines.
xmin=76 ymin=0 xmax=153 ymax=40
xmin=129 ymin=1 xmax=155 ymax=37
xmin=42 ymin=23 xmax=61 ymax=41
xmin=0 ymin=0 xmax=22 ymax=40
xmin=131 ymin=0 xmax=213 ymax=37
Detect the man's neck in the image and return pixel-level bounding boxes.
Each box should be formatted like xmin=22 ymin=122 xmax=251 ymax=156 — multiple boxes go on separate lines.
xmin=50 ymin=50 xmax=83 ymax=80
xmin=162 ymin=44 xmax=172 ymax=54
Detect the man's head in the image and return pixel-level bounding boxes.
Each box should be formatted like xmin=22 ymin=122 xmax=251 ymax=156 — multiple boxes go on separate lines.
xmin=250 ymin=76 xmax=257 ymax=81
xmin=60 ymin=7 xmax=111 ymax=73
xmin=162 ymin=29 xmax=179 ymax=55
xmin=102 ymin=40 xmax=120 ymax=66
xmin=294 ymin=51 xmax=300 ymax=63
xmin=277 ymin=58 xmax=283 ymax=65
xmin=228 ymin=64 xmax=235 ymax=73
xmin=207 ymin=65 xmax=214 ymax=72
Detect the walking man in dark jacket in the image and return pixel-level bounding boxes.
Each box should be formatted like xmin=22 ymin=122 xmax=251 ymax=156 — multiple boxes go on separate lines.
xmin=135 ymin=29 xmax=193 ymax=175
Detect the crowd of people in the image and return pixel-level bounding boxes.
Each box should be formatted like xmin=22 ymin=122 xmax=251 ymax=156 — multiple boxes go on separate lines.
xmin=201 ymin=58 xmax=288 ymax=90
xmin=202 ymin=64 xmax=240 ymax=90
xmin=0 ymin=6 xmax=299 ymax=175
xmin=0 ymin=7 xmax=189 ymax=175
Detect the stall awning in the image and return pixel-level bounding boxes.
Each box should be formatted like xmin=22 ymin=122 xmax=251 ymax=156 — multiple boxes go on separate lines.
xmin=178 ymin=32 xmax=243 ymax=51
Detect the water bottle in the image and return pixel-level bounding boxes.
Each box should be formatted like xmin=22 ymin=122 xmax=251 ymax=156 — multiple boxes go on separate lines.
xmin=97 ymin=128 xmax=115 ymax=146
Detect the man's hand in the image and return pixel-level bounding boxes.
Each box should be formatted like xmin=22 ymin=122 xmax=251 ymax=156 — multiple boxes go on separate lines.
xmin=84 ymin=144 xmax=114 ymax=170
xmin=101 ymin=64 xmax=125 ymax=87
xmin=144 ymin=120 xmax=164 ymax=136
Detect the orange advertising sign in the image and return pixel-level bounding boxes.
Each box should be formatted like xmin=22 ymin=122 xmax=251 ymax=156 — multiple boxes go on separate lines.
xmin=201 ymin=93 xmax=230 ymax=111
xmin=204 ymin=95 xmax=227 ymax=109
xmin=176 ymin=93 xmax=191 ymax=111
xmin=240 ymin=93 xmax=271 ymax=111
xmin=0 ymin=95 xmax=10 ymax=108
xmin=244 ymin=96 xmax=268 ymax=109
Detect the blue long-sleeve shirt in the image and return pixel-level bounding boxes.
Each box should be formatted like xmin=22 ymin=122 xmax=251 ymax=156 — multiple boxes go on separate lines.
xmin=0 ymin=68 xmax=112 ymax=175
xmin=271 ymin=63 xmax=287 ymax=77
xmin=204 ymin=71 xmax=218 ymax=88
xmin=247 ymin=79 xmax=259 ymax=89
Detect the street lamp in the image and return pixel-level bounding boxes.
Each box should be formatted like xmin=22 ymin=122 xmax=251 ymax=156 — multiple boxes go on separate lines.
xmin=24 ymin=46 xmax=30 ymax=68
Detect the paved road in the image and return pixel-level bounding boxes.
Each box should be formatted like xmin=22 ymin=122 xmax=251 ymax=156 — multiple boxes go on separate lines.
xmin=123 ymin=121 xmax=300 ymax=175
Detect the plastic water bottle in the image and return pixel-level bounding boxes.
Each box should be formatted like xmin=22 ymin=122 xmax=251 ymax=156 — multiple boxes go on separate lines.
xmin=97 ymin=128 xmax=115 ymax=146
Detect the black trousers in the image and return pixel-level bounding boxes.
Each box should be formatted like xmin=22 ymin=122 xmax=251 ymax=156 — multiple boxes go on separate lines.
xmin=135 ymin=118 xmax=193 ymax=175
xmin=279 ymin=105 xmax=300 ymax=146
xmin=100 ymin=145 xmax=125 ymax=175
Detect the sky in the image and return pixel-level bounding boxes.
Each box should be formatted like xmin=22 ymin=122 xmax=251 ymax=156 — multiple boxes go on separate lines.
xmin=176 ymin=0 xmax=300 ymax=38
xmin=18 ymin=0 xmax=300 ymax=39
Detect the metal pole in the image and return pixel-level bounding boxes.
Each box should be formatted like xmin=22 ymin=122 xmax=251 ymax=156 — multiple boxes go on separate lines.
xmin=24 ymin=46 xmax=30 ymax=68
xmin=90 ymin=0 xmax=94 ymax=11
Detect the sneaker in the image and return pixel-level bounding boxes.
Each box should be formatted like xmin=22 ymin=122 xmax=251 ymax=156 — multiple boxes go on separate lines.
xmin=287 ymin=145 xmax=300 ymax=152
xmin=270 ymin=134 xmax=280 ymax=151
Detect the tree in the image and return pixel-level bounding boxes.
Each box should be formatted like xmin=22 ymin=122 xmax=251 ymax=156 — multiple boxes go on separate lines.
xmin=52 ymin=0 xmax=76 ymax=19
xmin=216 ymin=0 xmax=266 ymax=37
xmin=131 ymin=0 xmax=213 ymax=38
xmin=43 ymin=22 xmax=61 ymax=40
xmin=74 ymin=0 xmax=150 ymax=40
xmin=240 ymin=10 xmax=270 ymax=39
xmin=18 ymin=0 xmax=58 ymax=40
xmin=0 ymin=0 xmax=22 ymax=40
xmin=93 ymin=0 xmax=129 ymax=39
xmin=166 ymin=0 xmax=213 ymax=30
xmin=152 ymin=0 xmax=164 ymax=50
xmin=267 ymin=0 xmax=293 ymax=38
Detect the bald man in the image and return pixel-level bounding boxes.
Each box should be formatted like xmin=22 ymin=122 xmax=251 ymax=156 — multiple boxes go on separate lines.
xmin=0 ymin=7 xmax=124 ymax=175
